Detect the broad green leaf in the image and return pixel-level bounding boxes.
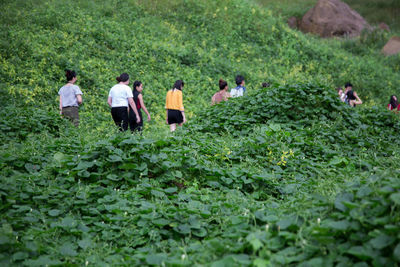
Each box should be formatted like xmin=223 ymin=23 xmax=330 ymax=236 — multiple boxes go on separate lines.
xmin=335 ymin=193 xmax=354 ymax=212
xmin=326 ymin=220 xmax=350 ymax=231
xmin=108 ymin=155 xmax=122 ymax=162
xmin=23 ymin=256 xmax=62 ymax=266
xmin=249 ymin=238 xmax=263 ymax=251
xmin=390 ymin=193 xmax=400 ymax=205
xmin=346 ymin=246 xmax=372 ymax=260
xmin=175 ymin=224 xmax=191 ymax=234
xmin=153 ymin=218 xmax=170 ymax=227
xmin=145 ymin=253 xmax=167 ymax=265
xmin=12 ymin=251 xmax=29 ymax=261
xmin=370 ymin=234 xmax=395 ymax=249
xmin=48 ymin=209 xmax=61 ymax=217
xmin=192 ymin=227 xmax=207 ymax=237
xmin=60 ymin=217 xmax=77 ymax=228
xmin=164 ymin=187 xmax=177 ymax=194
xmin=78 ymin=238 xmax=92 ymax=250
xmin=253 ymin=258 xmax=269 ymax=267
xmin=59 ymin=242 xmax=78 ymax=257
xmin=394 ymin=243 xmax=400 ymax=262
xmin=211 ymin=256 xmax=236 ymax=267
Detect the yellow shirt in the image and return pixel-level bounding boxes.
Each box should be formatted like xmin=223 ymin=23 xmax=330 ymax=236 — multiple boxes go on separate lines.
xmin=165 ymin=89 xmax=184 ymax=111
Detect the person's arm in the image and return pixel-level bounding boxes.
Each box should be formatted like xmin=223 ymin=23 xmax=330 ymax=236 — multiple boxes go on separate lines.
xmin=166 ymin=109 xmax=169 ymax=125
xmin=138 ymin=94 xmax=151 ymax=121
xmin=107 ymin=96 xmax=112 ymax=107
xmin=128 ymin=97 xmax=140 ymax=123
xmin=353 ymin=92 xmax=362 ymax=105
xmin=76 ymin=94 xmax=82 ymax=105
xmin=59 ymin=96 xmax=63 ymax=115
xmin=211 ymin=94 xmax=216 ymax=105
xmin=178 ymin=91 xmax=186 ymax=123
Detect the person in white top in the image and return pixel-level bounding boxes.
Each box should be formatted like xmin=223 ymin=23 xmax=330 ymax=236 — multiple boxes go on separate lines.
xmin=58 ymin=69 xmax=83 ymax=126
xmin=107 ymin=73 xmax=140 ymax=131
xmin=336 ymin=87 xmax=346 ymax=102
xmin=230 ymin=75 xmax=246 ymax=98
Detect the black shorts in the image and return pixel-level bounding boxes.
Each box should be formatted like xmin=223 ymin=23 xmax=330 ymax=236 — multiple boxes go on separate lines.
xmin=167 ymin=109 xmax=183 ymax=124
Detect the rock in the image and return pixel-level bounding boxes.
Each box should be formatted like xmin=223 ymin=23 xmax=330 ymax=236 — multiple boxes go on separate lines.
xmin=287 ymin=16 xmax=298 ymax=29
xmin=382 ymin=36 xmax=400 ymax=56
xmin=379 ymin=22 xmax=390 ymax=32
xmin=299 ymin=0 xmax=371 ymax=38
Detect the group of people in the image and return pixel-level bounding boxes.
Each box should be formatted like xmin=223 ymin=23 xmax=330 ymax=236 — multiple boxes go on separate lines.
xmin=58 ymin=71 xmax=398 ymax=131
xmin=336 ymin=82 xmax=363 ymax=107
xmin=107 ymin=73 xmax=151 ymax=132
xmin=336 ymin=82 xmax=399 ymax=112
xmin=211 ymin=75 xmax=270 ymax=105
xmin=58 ymin=70 xmax=184 ymax=132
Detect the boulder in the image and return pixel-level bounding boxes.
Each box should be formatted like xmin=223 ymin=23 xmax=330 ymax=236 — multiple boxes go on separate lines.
xmin=299 ymin=0 xmax=371 ymax=38
xmin=382 ymin=36 xmax=400 ymax=56
xmin=379 ymin=22 xmax=390 ymax=32
xmin=287 ymin=16 xmax=298 ymax=29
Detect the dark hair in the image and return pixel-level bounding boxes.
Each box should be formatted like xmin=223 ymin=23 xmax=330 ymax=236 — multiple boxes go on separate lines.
xmin=336 ymin=87 xmax=342 ymax=92
xmin=133 ymin=81 xmax=142 ymax=92
xmin=262 ymin=82 xmax=270 ymax=88
xmin=116 ymin=73 xmax=129 ymax=83
xmin=173 ymin=80 xmax=184 ymax=90
xmin=65 ymin=69 xmax=76 ymax=82
xmin=344 ymin=82 xmax=352 ymax=88
xmin=219 ymin=79 xmax=228 ymax=90
xmin=390 ymin=95 xmax=398 ymax=109
xmin=235 ymin=75 xmax=245 ymax=86
xmin=346 ymin=90 xmax=356 ymax=101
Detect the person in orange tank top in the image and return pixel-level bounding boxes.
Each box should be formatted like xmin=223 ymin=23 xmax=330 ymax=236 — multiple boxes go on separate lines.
xmin=165 ymin=80 xmax=186 ymax=132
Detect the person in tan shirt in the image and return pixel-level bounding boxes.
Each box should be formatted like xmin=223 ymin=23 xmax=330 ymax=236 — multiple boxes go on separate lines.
xmin=212 ymin=79 xmax=231 ymax=105
xmin=165 ymin=80 xmax=186 ymax=132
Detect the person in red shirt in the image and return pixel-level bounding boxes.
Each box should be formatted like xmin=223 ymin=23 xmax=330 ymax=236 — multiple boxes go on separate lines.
xmin=388 ymin=95 xmax=400 ymax=111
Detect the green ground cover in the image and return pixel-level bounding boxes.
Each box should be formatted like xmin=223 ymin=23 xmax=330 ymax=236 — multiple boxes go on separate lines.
xmin=1 ymin=0 xmax=400 ymax=266
xmin=256 ymin=0 xmax=400 ymax=32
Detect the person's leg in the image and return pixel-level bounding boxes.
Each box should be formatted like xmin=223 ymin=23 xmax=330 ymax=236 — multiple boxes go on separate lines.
xmin=111 ymin=107 xmax=123 ymax=130
xmin=62 ymin=107 xmax=79 ymax=126
xmin=128 ymin=109 xmax=135 ymax=132
xmin=121 ymin=108 xmax=129 ymax=131
xmin=70 ymin=107 xmax=79 ymax=126
xmin=170 ymin=123 xmax=176 ymax=132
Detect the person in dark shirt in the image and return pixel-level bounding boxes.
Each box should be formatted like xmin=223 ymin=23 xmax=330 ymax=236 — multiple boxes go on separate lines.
xmin=129 ymin=81 xmax=151 ymax=132
xmin=388 ymin=95 xmax=400 ymax=111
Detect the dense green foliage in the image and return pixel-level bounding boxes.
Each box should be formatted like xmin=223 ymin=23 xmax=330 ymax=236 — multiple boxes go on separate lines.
xmin=1 ymin=0 xmax=400 ymax=266
xmin=256 ymin=0 xmax=400 ymax=32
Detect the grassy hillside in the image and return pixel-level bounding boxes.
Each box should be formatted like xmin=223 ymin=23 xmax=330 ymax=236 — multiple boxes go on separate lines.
xmin=256 ymin=0 xmax=400 ymax=32
xmin=1 ymin=0 xmax=400 ymax=266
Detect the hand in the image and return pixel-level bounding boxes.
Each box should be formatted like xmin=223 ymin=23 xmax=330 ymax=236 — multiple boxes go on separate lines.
xmin=136 ymin=116 xmax=141 ymax=123
xmin=183 ymin=117 xmax=187 ymax=124
xmin=166 ymin=119 xmax=169 ymax=125
xmin=147 ymin=115 xmax=151 ymax=121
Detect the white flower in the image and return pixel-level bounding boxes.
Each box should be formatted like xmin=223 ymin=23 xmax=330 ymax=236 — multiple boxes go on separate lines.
xmin=181 ymin=254 xmax=186 ymax=260
xmin=265 ymin=224 xmax=269 ymax=232
xmin=85 ymin=261 xmax=89 ymax=266
xmin=317 ymin=218 xmax=321 ymax=225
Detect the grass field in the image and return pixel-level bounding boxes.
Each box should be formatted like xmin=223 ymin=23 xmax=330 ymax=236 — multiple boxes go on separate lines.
xmin=256 ymin=0 xmax=400 ymax=32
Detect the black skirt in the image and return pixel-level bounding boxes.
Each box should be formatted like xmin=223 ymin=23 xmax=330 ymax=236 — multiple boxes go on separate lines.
xmin=167 ymin=109 xmax=183 ymax=124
